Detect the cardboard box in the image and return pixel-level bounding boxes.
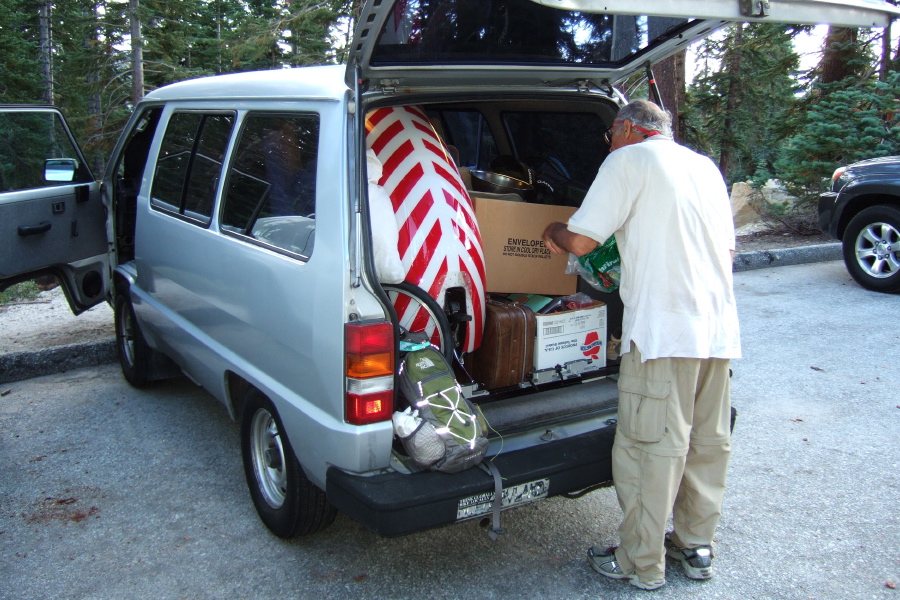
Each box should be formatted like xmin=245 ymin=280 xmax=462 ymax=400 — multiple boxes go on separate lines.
xmin=474 ymin=196 xmax=578 ymax=295
xmin=533 ymin=301 xmax=606 ymax=371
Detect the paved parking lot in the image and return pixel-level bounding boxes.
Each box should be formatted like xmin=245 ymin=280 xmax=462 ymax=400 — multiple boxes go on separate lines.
xmin=1 ymin=260 xmax=898 ymax=599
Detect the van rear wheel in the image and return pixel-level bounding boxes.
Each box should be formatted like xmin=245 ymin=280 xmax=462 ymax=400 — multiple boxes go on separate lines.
xmin=114 ymin=284 xmax=151 ymax=387
xmin=240 ymin=389 xmax=336 ymax=538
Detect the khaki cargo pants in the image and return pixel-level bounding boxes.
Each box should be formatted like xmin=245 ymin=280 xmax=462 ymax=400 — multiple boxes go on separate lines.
xmin=611 ymin=344 xmax=732 ymax=584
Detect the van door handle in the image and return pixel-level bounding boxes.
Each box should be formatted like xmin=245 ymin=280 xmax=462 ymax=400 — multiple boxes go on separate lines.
xmin=18 ymin=221 xmax=52 ymax=236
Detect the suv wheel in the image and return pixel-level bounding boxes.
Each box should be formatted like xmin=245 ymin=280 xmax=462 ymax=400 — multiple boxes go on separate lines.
xmin=240 ymin=389 xmax=336 ymax=538
xmin=114 ymin=284 xmax=151 ymax=387
xmin=842 ymin=205 xmax=900 ymax=293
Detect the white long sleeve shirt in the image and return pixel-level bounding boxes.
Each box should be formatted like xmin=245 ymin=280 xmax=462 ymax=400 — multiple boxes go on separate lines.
xmin=567 ymin=136 xmax=741 ymax=361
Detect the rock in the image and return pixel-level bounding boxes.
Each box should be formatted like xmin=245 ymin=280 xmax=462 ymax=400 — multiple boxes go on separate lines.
xmin=730 ymin=182 xmax=763 ymax=229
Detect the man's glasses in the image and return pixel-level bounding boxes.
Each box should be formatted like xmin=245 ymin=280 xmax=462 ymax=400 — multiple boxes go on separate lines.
xmin=604 ymin=121 xmax=659 ymax=145
xmin=603 ymin=125 xmax=615 ymax=145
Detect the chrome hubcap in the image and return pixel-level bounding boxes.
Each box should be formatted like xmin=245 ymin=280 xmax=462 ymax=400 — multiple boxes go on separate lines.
xmin=855 ymin=221 xmax=900 ymax=279
xmin=250 ymin=408 xmax=287 ymax=509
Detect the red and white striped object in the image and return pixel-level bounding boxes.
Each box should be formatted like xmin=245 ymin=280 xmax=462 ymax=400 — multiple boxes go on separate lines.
xmin=366 ymin=106 xmax=485 ymax=353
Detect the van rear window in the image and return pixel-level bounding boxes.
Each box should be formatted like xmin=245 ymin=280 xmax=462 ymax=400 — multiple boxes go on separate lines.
xmin=372 ymin=0 xmax=691 ymax=67
xmin=220 ymin=113 xmax=319 ymax=261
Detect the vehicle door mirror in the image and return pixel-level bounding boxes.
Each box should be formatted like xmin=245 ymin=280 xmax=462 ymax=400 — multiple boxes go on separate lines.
xmin=44 ymin=158 xmax=78 ymax=182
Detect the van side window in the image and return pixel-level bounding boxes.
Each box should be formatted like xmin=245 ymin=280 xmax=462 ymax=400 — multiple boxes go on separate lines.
xmin=150 ymin=112 xmax=235 ymax=226
xmin=503 ymin=110 xmax=607 ymax=206
xmin=220 ymin=113 xmax=319 ymax=260
xmin=428 ymin=110 xmax=498 ymax=171
xmin=0 ymin=110 xmax=93 ymax=192
xmin=503 ymin=111 xmax=606 ymax=187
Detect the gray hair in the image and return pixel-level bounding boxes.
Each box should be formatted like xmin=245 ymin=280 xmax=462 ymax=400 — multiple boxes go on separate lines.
xmin=614 ymin=100 xmax=673 ymax=138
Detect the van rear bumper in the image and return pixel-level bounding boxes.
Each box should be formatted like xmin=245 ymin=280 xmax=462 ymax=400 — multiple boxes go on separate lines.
xmin=326 ymin=423 xmax=617 ymax=537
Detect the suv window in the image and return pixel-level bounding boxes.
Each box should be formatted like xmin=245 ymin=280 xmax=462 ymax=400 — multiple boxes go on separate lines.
xmin=0 ymin=110 xmax=92 ymax=192
xmin=220 ymin=113 xmax=319 ymax=260
xmin=150 ymin=112 xmax=235 ymax=226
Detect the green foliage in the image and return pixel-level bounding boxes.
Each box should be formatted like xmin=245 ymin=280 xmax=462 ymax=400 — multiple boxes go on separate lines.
xmin=0 ymin=0 xmax=351 ymax=173
xmin=683 ymin=23 xmax=800 ymax=185
xmin=0 ymin=0 xmax=43 ymax=101
xmin=0 ymin=281 xmax=40 ymax=304
xmin=774 ymin=71 xmax=900 ymax=198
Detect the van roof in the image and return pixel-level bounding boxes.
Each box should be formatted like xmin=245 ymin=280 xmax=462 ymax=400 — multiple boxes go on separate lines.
xmin=142 ymin=65 xmax=347 ymax=103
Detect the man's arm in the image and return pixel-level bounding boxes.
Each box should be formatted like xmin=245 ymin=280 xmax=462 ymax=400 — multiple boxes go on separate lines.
xmin=541 ymin=222 xmax=599 ymax=256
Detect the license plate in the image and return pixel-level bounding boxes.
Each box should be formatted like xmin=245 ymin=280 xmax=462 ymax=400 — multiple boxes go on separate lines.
xmin=456 ymin=478 xmax=550 ymax=521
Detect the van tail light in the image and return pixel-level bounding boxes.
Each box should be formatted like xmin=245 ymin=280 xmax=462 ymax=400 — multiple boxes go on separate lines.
xmin=345 ymin=321 xmax=394 ymax=425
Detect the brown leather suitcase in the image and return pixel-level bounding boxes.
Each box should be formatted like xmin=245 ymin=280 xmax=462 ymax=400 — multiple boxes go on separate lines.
xmin=468 ymin=298 xmax=536 ymax=389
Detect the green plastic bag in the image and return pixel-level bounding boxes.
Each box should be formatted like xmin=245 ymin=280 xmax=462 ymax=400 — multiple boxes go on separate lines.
xmin=569 ymin=235 xmax=621 ymax=293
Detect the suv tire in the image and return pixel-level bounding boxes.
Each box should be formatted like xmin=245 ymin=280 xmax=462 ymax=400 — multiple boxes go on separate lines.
xmin=240 ymin=389 xmax=336 ymax=538
xmin=842 ymin=205 xmax=900 ymax=293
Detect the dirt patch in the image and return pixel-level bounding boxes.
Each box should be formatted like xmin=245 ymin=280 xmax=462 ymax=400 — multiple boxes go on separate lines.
xmin=23 ymin=488 xmax=103 ymax=525
xmin=736 ymin=229 xmax=835 ymax=252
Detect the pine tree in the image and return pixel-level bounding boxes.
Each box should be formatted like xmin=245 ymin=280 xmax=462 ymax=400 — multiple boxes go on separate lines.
xmin=774 ymin=71 xmax=900 ymax=197
xmin=0 ymin=0 xmax=44 ymax=102
xmin=684 ymin=23 xmax=799 ymax=186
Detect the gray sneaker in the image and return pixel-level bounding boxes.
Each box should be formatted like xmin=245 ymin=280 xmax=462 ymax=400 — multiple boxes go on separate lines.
xmin=664 ymin=534 xmax=714 ymax=580
xmin=587 ymin=546 xmax=666 ymax=591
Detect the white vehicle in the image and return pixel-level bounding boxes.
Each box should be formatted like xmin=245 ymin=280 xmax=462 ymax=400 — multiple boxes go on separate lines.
xmin=2 ymin=0 xmax=896 ymax=538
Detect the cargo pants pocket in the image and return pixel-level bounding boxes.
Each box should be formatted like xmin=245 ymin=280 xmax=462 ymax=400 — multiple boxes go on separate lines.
xmin=616 ymin=373 xmax=671 ymax=443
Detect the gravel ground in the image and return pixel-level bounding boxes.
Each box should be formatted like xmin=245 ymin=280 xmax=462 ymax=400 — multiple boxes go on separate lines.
xmin=0 ymin=260 xmax=897 ymax=600
xmin=0 ymin=287 xmax=113 ymax=355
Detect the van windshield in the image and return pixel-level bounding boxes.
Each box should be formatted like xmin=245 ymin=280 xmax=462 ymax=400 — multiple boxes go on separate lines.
xmin=371 ymin=0 xmax=693 ymax=67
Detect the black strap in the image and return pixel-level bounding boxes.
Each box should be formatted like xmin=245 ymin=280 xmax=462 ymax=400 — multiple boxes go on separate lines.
xmin=479 ymin=461 xmax=504 ymax=541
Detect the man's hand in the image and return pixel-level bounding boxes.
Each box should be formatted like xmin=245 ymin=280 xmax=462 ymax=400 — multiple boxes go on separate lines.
xmin=542 ymin=222 xmax=598 ymax=256
xmin=541 ymin=222 xmax=568 ymax=255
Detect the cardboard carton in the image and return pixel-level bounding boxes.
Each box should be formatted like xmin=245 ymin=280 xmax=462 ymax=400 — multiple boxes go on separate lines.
xmin=533 ymin=301 xmax=606 ymax=371
xmin=473 ymin=196 xmax=578 ymax=295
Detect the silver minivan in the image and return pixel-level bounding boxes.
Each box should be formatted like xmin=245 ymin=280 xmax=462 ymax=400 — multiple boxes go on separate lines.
xmin=2 ymin=0 xmax=896 ymax=538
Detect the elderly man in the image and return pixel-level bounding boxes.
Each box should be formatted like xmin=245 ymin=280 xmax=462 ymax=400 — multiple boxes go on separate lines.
xmin=542 ymin=100 xmax=741 ymax=591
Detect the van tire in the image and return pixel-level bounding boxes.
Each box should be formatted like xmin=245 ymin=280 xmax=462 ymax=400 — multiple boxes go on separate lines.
xmin=240 ymin=389 xmax=336 ymax=538
xmin=114 ymin=284 xmax=151 ymax=387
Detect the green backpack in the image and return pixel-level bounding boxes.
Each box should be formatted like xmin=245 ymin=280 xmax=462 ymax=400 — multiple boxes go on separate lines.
xmin=396 ymin=346 xmax=489 ymax=473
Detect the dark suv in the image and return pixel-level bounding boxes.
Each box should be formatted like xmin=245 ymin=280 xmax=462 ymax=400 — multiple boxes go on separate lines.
xmin=819 ymin=156 xmax=900 ymax=293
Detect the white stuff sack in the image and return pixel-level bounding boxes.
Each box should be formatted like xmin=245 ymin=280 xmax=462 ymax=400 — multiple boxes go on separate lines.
xmin=366 ymin=149 xmax=405 ymax=283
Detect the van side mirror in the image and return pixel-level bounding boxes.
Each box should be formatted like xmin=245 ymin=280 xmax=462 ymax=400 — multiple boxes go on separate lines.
xmin=44 ymin=158 xmax=78 ymax=182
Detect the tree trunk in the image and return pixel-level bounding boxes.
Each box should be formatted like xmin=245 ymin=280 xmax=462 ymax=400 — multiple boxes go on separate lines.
xmin=880 ymin=20 xmax=891 ymax=81
xmin=719 ymin=24 xmax=743 ymax=180
xmin=652 ymin=50 xmax=687 ymax=142
xmin=39 ymin=1 xmax=53 ymax=104
xmin=130 ymin=0 xmax=144 ymax=105
xmin=86 ymin=3 xmax=103 ymax=174
xmin=216 ymin=0 xmax=222 ymax=74
xmin=819 ymin=26 xmax=858 ymax=85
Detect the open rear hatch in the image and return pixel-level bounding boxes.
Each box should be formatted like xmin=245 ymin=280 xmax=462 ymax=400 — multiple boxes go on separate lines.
xmin=351 ymin=0 xmax=900 ymax=425
xmin=347 ymin=0 xmax=900 ymax=93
